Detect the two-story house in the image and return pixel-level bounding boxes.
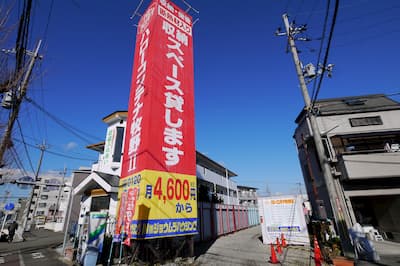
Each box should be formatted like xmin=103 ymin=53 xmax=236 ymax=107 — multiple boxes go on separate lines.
xmin=294 ymin=94 xmax=400 ymax=242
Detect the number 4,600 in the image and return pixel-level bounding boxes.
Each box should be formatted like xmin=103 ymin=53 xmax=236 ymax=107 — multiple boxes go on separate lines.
xmin=154 ymin=177 xmax=190 ymax=201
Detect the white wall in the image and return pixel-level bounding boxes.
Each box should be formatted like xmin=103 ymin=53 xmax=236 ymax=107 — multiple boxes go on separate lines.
xmin=316 ymin=110 xmax=400 ymax=136
xmin=196 ymin=165 xmax=239 ymax=205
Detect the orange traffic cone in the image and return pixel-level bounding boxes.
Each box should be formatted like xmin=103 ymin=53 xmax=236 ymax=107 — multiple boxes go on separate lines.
xmin=276 ymin=237 xmax=283 ymax=254
xmin=269 ymin=243 xmax=280 ymax=264
xmin=314 ymin=236 xmax=322 ymax=266
xmin=281 ymin=233 xmax=287 ymax=247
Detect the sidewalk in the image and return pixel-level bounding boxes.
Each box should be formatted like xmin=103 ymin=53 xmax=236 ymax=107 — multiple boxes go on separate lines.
xmin=194 ymin=225 xmax=316 ymax=265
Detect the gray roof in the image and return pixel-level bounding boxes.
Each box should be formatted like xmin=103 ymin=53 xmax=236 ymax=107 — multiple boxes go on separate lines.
xmin=196 ymin=151 xmax=237 ymax=178
xmin=295 ymin=94 xmax=400 ymax=123
xmin=94 ymin=171 xmax=120 ymax=187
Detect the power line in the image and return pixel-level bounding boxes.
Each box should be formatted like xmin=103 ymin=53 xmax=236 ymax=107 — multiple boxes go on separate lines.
xmin=9 ymin=145 xmax=29 ymax=177
xmin=16 ymin=118 xmax=35 ymax=173
xmin=311 ymin=0 xmax=331 ymax=101
xmin=333 ymin=28 xmax=400 ymax=48
xmin=311 ymin=0 xmax=340 ymax=108
xmin=42 ymin=0 xmax=54 ymax=45
xmin=13 ymin=138 xmax=97 ymax=161
xmin=336 ymin=4 xmax=400 ymax=24
xmin=312 ymin=92 xmax=400 ymax=109
xmin=304 ymin=0 xmax=320 ymax=25
xmin=335 ymin=16 xmax=399 ymax=38
xmin=45 ymin=149 xmax=96 ymax=162
xmin=25 ymin=97 xmax=102 ymax=144
xmin=14 ymin=0 xmax=33 ymax=74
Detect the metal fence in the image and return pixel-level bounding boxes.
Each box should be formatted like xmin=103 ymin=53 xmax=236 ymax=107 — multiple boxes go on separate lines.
xmin=196 ymin=202 xmax=259 ymax=242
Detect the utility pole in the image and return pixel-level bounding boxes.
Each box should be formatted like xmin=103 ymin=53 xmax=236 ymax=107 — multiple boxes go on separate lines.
xmin=16 ymin=140 xmax=47 ymax=238
xmin=53 ymin=166 xmax=67 ymax=222
xmin=28 ymin=140 xmax=47 ymax=230
xmin=279 ymin=14 xmax=354 ymax=257
xmin=0 ymin=40 xmax=42 ymax=167
xmin=225 ymin=168 xmax=230 ymax=205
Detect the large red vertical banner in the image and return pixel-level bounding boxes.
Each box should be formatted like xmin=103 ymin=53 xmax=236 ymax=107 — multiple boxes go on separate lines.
xmin=115 ymin=0 xmax=197 ymax=240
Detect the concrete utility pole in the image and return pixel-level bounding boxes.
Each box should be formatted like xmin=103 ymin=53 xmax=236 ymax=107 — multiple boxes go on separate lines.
xmin=16 ymin=140 xmax=47 ymax=238
xmin=0 ymin=40 xmax=42 ymax=167
xmin=280 ymin=14 xmax=354 ymax=257
xmin=53 ymin=166 xmax=67 ymax=222
xmin=27 ymin=141 xmax=47 ymax=230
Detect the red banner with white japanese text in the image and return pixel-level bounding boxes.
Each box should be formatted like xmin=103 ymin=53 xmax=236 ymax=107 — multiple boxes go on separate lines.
xmin=115 ymin=0 xmax=197 ymax=240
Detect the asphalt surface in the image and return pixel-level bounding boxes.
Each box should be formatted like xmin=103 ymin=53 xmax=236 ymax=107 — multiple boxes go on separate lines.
xmin=193 ymin=226 xmax=400 ymax=266
xmin=1 ymin=226 xmax=398 ymax=265
xmin=194 ymin=225 xmax=316 ymax=266
xmin=0 ymin=229 xmax=68 ymax=266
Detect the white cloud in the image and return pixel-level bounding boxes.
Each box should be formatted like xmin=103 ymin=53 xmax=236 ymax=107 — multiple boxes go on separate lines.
xmin=65 ymin=141 xmax=78 ymax=151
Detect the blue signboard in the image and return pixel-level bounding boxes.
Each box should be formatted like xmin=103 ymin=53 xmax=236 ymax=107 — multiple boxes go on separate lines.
xmin=4 ymin=202 xmax=14 ymax=211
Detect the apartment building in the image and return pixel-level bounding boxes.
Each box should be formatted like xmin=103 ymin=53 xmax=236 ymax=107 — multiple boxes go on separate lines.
xmin=26 ymin=176 xmax=71 ymax=231
xmin=237 ymin=185 xmax=258 ymax=206
xmin=294 ymin=94 xmax=400 ymax=241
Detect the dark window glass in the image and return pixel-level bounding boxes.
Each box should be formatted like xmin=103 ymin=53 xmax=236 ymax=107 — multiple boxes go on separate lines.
xmin=349 ymin=116 xmax=383 ymax=127
xmin=113 ymin=127 xmax=124 ymax=162
xmin=90 ymin=196 xmax=110 ymax=212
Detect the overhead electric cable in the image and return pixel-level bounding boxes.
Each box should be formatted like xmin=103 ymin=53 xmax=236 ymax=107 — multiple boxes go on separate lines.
xmin=311 ymin=0 xmax=340 ymax=108
xmin=311 ymin=0 xmax=331 ymax=101
xmin=334 ymin=28 xmax=400 ymax=48
xmin=10 ymin=145 xmax=29 ymax=177
xmin=305 ymin=0 xmax=319 ymax=25
xmin=13 ymin=138 xmax=97 ymax=161
xmin=42 ymin=0 xmax=54 ymax=45
xmin=16 ymin=118 xmax=35 ymax=173
xmin=337 ymin=5 xmax=400 ymax=24
xmin=45 ymin=149 xmax=96 ymax=161
xmin=15 ymin=0 xmax=33 ymax=74
xmin=311 ymin=92 xmax=400 ymax=109
xmin=25 ymin=97 xmax=102 ymax=144
xmin=292 ymin=0 xmax=305 ymax=21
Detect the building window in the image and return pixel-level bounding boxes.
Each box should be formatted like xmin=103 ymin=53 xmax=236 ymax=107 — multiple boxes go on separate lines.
xmin=38 ymin=203 xmax=46 ymax=208
xmin=113 ymin=127 xmax=124 ymax=162
xmin=40 ymin=195 xmax=48 ymax=200
xmin=349 ymin=116 xmax=383 ymax=127
xmin=90 ymin=196 xmax=110 ymax=212
xmin=36 ymin=211 xmax=45 ymax=216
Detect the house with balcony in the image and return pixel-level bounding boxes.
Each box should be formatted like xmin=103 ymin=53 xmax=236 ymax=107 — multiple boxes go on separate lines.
xmin=293 ymin=94 xmax=400 ymax=242
xmin=237 ymin=185 xmax=258 ymax=206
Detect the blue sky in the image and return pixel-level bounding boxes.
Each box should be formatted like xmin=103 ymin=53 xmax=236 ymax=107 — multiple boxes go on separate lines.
xmin=1 ymin=0 xmax=400 ymax=198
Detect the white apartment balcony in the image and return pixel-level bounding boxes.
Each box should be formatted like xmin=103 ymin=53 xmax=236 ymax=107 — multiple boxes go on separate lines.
xmin=339 ymin=150 xmax=400 ymax=180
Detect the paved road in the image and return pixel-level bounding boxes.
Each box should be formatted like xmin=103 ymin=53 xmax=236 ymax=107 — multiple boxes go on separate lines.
xmin=193 ymin=225 xmax=400 ymax=266
xmin=194 ymin=225 xmax=316 ymax=266
xmin=0 ymin=248 xmax=70 ymax=266
xmin=0 ymin=229 xmax=69 ymax=266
